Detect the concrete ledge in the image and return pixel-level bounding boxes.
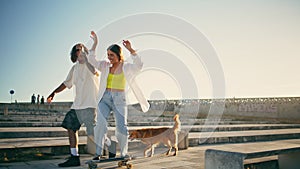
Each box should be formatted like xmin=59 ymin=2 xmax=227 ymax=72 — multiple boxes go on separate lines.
xmin=178 ymin=130 xmax=189 ymax=150
xmin=188 ymin=128 xmax=300 ymax=146
xmin=205 ymin=149 xmax=245 ymax=169
xmin=205 ymin=139 xmax=300 ymax=169
xmin=244 ymin=156 xmax=278 ymax=169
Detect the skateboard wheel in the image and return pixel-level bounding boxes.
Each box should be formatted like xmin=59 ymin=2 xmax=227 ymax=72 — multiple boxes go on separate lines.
xmin=88 ymin=161 xmax=97 ymax=169
xmin=118 ymin=161 xmax=123 ymax=167
xmin=127 ymin=163 xmax=133 ymax=169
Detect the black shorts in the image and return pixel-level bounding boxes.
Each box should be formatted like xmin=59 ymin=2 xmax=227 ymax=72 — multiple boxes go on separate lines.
xmin=61 ymin=109 xmax=81 ymax=132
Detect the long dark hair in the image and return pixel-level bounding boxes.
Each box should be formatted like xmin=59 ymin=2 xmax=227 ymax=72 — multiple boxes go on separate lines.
xmin=107 ymin=44 xmax=124 ymax=61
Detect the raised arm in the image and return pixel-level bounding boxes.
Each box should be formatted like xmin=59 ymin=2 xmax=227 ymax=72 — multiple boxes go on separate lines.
xmin=87 ymin=31 xmax=107 ymax=71
xmin=122 ymin=40 xmax=136 ymax=55
xmin=83 ymin=31 xmax=99 ymax=75
xmin=123 ymin=40 xmax=143 ymax=70
xmin=90 ymin=31 xmax=98 ymax=51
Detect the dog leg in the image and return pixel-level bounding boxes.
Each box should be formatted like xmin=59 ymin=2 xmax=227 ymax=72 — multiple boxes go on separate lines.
xmin=173 ymin=132 xmax=179 ymax=156
xmin=173 ymin=145 xmax=178 ymax=156
xmin=150 ymin=145 xmax=155 ymax=157
xmin=166 ymin=147 xmax=172 ymax=156
xmin=144 ymin=144 xmax=152 ymax=157
xmin=166 ymin=142 xmax=172 ymax=156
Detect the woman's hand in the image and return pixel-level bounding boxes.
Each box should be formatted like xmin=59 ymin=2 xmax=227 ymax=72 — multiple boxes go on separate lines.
xmin=123 ymin=40 xmax=136 ymax=55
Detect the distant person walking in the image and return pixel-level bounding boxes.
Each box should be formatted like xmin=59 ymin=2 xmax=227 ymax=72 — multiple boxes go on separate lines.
xmin=47 ymin=31 xmax=99 ymax=167
xmin=31 ymin=94 xmax=36 ymax=104
xmin=37 ymin=94 xmax=40 ymax=104
xmin=87 ymin=34 xmax=149 ymax=160
xmin=40 ymin=96 xmax=45 ymax=104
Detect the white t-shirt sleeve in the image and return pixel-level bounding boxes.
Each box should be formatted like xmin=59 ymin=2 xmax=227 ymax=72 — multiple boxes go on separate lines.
xmin=63 ymin=66 xmax=75 ymax=89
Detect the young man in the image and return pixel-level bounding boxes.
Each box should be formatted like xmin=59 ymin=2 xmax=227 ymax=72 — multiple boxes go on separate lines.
xmin=47 ymin=31 xmax=99 ymax=167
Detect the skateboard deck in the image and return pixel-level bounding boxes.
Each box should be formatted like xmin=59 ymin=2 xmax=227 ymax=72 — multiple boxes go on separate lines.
xmin=86 ymin=153 xmax=173 ymax=169
xmin=86 ymin=156 xmax=133 ymax=169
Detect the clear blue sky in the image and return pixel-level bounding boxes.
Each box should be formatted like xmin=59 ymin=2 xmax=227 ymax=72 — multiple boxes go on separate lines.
xmin=1 ymin=0 xmax=300 ymax=103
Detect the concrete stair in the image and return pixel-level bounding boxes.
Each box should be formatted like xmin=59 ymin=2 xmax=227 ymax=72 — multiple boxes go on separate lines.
xmin=1 ymin=104 xmax=300 ymax=168
xmin=2 ymin=124 xmax=300 ymax=139
xmin=1 ymin=124 xmax=300 ymax=156
xmin=0 ymin=109 xmax=276 ymax=127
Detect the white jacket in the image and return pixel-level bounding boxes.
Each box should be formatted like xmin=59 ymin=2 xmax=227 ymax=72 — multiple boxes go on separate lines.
xmin=88 ymin=51 xmax=150 ymax=112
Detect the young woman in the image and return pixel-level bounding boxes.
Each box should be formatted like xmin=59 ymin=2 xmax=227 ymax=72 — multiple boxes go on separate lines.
xmin=88 ymin=32 xmax=149 ymax=160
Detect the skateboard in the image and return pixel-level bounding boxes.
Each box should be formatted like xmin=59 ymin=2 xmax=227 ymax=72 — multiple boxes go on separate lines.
xmin=86 ymin=153 xmax=173 ymax=169
xmin=86 ymin=156 xmax=134 ymax=169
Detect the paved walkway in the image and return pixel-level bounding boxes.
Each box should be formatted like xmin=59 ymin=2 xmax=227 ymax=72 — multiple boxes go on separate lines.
xmin=2 ymin=125 xmax=300 ymax=168
xmin=0 ymin=146 xmax=204 ymax=169
xmin=0 ymin=139 xmax=300 ymax=169
xmin=2 ymin=139 xmax=300 ymax=169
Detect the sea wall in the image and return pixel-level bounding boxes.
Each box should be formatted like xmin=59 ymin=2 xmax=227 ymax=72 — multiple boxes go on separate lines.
xmin=1 ymin=97 xmax=300 ymax=123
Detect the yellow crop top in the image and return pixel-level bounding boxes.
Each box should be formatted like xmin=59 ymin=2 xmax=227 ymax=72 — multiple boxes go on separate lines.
xmin=106 ymin=72 xmax=126 ymax=90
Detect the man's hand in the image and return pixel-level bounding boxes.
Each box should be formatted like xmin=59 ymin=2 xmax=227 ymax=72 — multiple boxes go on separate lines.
xmin=90 ymin=31 xmax=98 ymax=51
xmin=90 ymin=31 xmax=98 ymax=42
xmin=47 ymin=93 xmax=54 ymax=103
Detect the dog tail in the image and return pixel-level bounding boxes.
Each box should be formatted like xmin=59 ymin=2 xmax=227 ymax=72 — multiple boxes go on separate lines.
xmin=173 ymin=114 xmax=181 ymax=131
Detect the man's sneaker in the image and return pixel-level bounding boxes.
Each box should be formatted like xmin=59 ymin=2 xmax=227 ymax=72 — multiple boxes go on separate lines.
xmin=58 ymin=155 xmax=80 ymax=167
xmin=121 ymin=154 xmax=132 ymax=159
xmin=92 ymin=155 xmax=101 ymax=161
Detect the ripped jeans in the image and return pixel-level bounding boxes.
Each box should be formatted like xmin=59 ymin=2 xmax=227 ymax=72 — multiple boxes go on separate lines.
xmin=94 ymin=90 xmax=128 ymax=157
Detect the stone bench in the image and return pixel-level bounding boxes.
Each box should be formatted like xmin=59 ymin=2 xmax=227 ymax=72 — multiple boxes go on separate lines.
xmin=205 ymin=139 xmax=300 ymax=169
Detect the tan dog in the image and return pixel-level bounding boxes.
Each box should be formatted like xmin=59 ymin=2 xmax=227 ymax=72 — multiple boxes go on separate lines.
xmin=129 ymin=114 xmax=181 ymax=157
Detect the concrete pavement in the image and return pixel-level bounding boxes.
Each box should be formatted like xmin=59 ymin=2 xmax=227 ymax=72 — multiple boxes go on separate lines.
xmin=3 ymin=139 xmax=300 ymax=169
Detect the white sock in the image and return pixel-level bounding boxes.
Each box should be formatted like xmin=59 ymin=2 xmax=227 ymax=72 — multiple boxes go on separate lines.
xmin=105 ymin=135 xmax=111 ymax=147
xmin=71 ymin=148 xmax=79 ymax=156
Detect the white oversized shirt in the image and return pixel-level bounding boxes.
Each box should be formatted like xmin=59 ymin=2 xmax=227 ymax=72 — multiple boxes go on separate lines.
xmin=64 ymin=51 xmax=99 ymax=109
xmin=88 ymin=51 xmax=149 ymax=112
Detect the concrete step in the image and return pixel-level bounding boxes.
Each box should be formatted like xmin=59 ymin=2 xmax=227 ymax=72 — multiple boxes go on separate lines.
xmin=0 ymin=116 xmax=65 ymax=122
xmin=1 ymin=113 xmax=211 ymax=122
xmin=0 ymin=119 xmax=280 ymax=127
xmin=0 ymin=111 xmax=65 ymax=116
xmin=0 ymin=121 xmax=62 ymax=127
xmin=1 ymin=109 xmax=275 ymax=125
xmin=2 ymin=128 xmax=300 ymax=165
xmin=1 ymin=124 xmax=300 ymax=138
xmin=244 ymin=156 xmax=278 ymax=169
xmin=0 ymin=137 xmax=87 ymax=150
xmin=0 ymin=127 xmax=86 ymax=138
xmin=0 ymin=140 xmax=295 ymax=169
xmin=189 ymin=128 xmax=300 ymax=146
xmin=1 ymin=127 xmax=300 ymax=152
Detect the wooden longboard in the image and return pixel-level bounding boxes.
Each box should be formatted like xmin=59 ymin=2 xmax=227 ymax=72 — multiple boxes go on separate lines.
xmin=86 ymin=153 xmax=172 ymax=169
xmin=86 ymin=157 xmax=133 ymax=169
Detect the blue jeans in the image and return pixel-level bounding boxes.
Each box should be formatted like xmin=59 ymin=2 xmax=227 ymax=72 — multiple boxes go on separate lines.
xmin=94 ymin=90 xmax=128 ymax=157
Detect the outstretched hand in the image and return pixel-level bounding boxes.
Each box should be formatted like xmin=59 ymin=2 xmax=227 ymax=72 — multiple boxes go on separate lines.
xmin=47 ymin=93 xmax=54 ymax=103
